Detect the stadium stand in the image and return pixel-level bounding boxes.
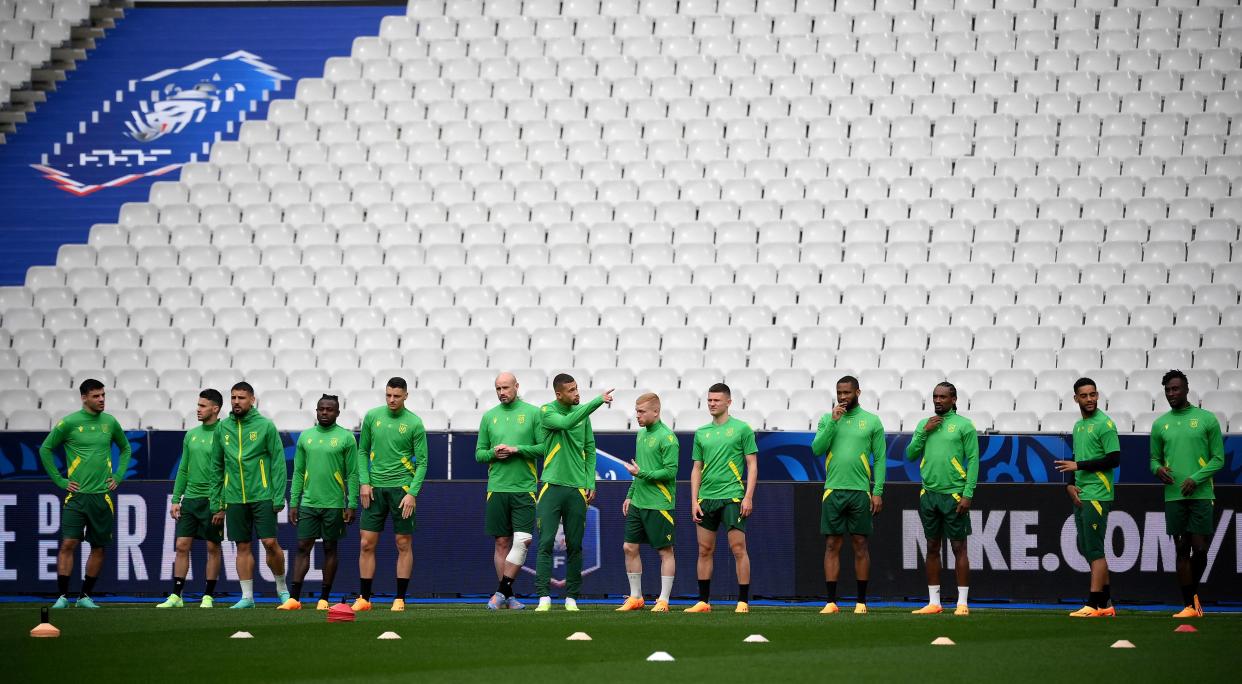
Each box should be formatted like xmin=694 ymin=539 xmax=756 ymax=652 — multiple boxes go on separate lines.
xmin=0 ymin=0 xmax=108 ymax=131
xmin=0 ymin=0 xmax=1239 ymax=433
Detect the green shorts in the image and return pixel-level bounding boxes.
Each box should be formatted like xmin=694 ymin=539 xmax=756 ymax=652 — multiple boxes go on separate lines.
xmin=1165 ymin=499 xmax=1214 ymax=537
xmin=485 ymin=490 xmax=536 ymax=537
xmin=297 ymin=506 xmax=346 ymax=542
xmin=62 ymin=492 xmax=114 ymax=547
xmin=361 ymin=486 xmax=416 ymax=535
xmin=175 ymin=496 xmax=223 ymax=543
xmin=918 ymin=489 xmax=971 ymax=541
xmin=625 ymin=506 xmax=676 ymax=549
xmin=226 ymin=501 xmax=278 ymax=543
xmin=820 ymin=489 xmax=873 ymax=536
xmin=697 ymin=498 xmax=746 ymax=532
xmin=1075 ymin=499 xmax=1111 ymax=562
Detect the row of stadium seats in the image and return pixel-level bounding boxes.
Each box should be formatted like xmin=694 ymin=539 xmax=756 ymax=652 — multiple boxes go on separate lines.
xmin=4 ymin=387 xmax=1240 ymax=433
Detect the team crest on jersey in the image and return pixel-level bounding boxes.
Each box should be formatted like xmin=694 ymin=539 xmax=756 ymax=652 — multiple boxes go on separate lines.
xmin=517 ymin=414 xmax=526 ymax=425
xmin=646 ymin=437 xmax=656 ymax=447
xmin=330 ymin=438 xmax=339 ymax=447
xmin=726 ymin=428 xmax=735 ymax=437
xmin=858 ymin=420 xmax=866 ymax=429
xmin=948 ymin=425 xmax=957 ymax=433
xmin=249 ymin=431 xmax=257 ymax=442
xmin=1190 ymin=419 xmax=1199 ymax=428
xmin=1088 ymin=425 xmax=1095 ymax=433
xmin=399 ymin=424 xmax=408 ymax=434
xmin=31 ymin=51 xmax=289 ymax=196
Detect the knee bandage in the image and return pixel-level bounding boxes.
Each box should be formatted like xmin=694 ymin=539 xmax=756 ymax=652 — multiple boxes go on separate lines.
xmin=506 ymin=532 xmax=533 ymax=566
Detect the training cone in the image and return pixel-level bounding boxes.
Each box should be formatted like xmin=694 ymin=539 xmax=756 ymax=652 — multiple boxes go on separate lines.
xmin=1111 ymin=640 xmax=1136 ymax=649
xmin=1174 ymin=624 xmax=1198 ymax=633
xmin=931 ymin=637 xmax=956 ymax=646
xmin=646 ymin=651 xmax=675 ymax=662
xmin=377 ymin=631 xmax=401 ymax=640
xmin=230 ymin=631 xmax=254 ymax=639
xmin=30 ymin=623 xmax=60 ymax=638
xmin=744 ymin=634 xmax=769 ymax=643
xmin=328 ymin=603 xmax=356 ymax=623
xmin=566 ymin=632 xmax=592 ymax=641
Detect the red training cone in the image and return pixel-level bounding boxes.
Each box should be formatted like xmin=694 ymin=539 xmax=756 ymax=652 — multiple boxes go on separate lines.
xmin=1174 ymin=624 xmax=1197 ymax=633
xmin=328 ymin=603 xmax=356 ymax=623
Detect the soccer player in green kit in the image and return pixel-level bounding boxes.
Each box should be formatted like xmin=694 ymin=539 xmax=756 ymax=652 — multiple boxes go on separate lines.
xmin=686 ymin=383 xmax=758 ymax=614
xmin=215 ymin=382 xmax=290 ymax=609
xmin=617 ymin=393 xmax=679 ymax=613
xmin=1053 ymin=378 xmax=1120 ymax=617
xmin=533 ymin=373 xmax=614 ymax=612
xmin=282 ymin=395 xmax=358 ymax=610
xmin=40 ymin=378 xmax=132 ymax=608
xmin=1149 ymin=370 xmax=1225 ymax=618
xmin=906 ymin=382 xmax=978 ymax=616
xmin=812 ymin=375 xmax=885 ymax=615
xmin=353 ymin=377 xmax=428 ymax=612
xmin=157 ymin=389 xmax=226 ymax=608
xmin=480 ymin=372 xmax=543 ymax=611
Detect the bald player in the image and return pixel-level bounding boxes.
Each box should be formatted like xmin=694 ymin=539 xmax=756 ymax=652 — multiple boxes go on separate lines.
xmin=479 ymin=372 xmax=543 ymax=610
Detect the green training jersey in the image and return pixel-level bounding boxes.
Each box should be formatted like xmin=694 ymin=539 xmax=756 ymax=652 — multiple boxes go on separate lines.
xmin=1072 ymin=410 xmax=1120 ymax=502
xmin=173 ymin=422 xmax=223 ymax=511
xmin=476 ymin=399 xmax=544 ymax=493
xmin=215 ymin=408 xmax=286 ymax=507
xmin=905 ymin=410 xmax=980 ymax=498
xmin=39 ymin=409 xmax=132 ymax=493
xmin=692 ymin=416 xmax=757 ymax=501
xmin=290 ymin=423 xmax=360 ymax=509
xmin=811 ymin=406 xmax=887 ymax=495
xmin=627 ymin=420 xmax=679 ymax=511
xmin=537 ymin=396 xmax=603 ymax=490
xmin=1149 ymin=406 xmax=1225 ymax=502
xmin=359 ymin=405 xmax=428 ymax=494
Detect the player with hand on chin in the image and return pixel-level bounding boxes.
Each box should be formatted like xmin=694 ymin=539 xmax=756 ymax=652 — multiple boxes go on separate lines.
xmin=617 ymin=393 xmax=679 ymax=613
xmin=282 ymin=395 xmax=358 ymax=610
xmin=905 ymin=382 xmax=978 ymax=616
xmin=811 ymin=375 xmax=886 ymax=615
xmin=1149 ymin=370 xmax=1225 ymax=618
xmin=686 ymin=383 xmax=758 ymax=614
xmin=1054 ymin=378 xmax=1120 ymax=618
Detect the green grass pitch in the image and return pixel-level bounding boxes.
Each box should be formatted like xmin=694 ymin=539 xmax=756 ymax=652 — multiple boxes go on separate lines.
xmin=6 ymin=603 xmax=1239 ymax=682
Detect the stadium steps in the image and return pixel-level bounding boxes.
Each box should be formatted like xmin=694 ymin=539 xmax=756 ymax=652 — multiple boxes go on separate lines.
xmin=0 ymin=0 xmax=131 ymax=143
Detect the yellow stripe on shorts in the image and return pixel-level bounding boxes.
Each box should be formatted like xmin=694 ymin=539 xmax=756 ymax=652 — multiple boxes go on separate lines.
xmin=823 ymin=489 xmax=833 ymax=501
xmin=537 ymin=482 xmax=550 ymax=503
xmin=105 ymin=494 xmax=114 ymax=514
xmin=659 ymin=510 xmax=675 ymax=525
xmin=1091 ymin=500 xmax=1103 ymax=515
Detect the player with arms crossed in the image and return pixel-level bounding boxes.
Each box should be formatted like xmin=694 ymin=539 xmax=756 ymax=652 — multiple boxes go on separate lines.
xmin=905 ymin=382 xmax=978 ymax=616
xmin=158 ymin=389 xmax=226 ymax=608
xmin=480 ymin=372 xmax=543 ymax=610
xmin=1149 ymin=370 xmax=1225 ymax=618
xmin=1054 ymin=377 xmax=1120 ymax=617
xmin=216 ymin=382 xmax=289 ymax=608
xmin=41 ymin=379 xmax=132 ymax=608
xmin=812 ymin=375 xmax=886 ymax=615
xmin=687 ymin=383 xmax=758 ymax=613
xmin=617 ymin=393 xmax=679 ymax=613
xmin=283 ymin=395 xmax=358 ymax=610
xmin=533 ymin=373 xmax=612 ymax=611
xmin=354 ymin=377 xmax=428 ymax=612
